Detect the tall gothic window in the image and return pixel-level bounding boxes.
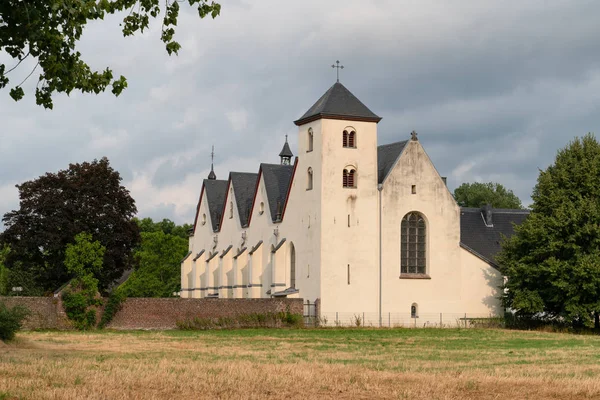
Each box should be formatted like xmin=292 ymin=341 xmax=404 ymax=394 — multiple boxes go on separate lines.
xmin=343 ymin=130 xmax=356 ymax=148
xmin=307 ymin=167 xmax=313 ymax=190
xmin=401 ymin=212 xmax=426 ymax=274
xmin=343 ymin=168 xmax=356 ymax=188
xmin=308 ymin=128 xmax=314 ymax=152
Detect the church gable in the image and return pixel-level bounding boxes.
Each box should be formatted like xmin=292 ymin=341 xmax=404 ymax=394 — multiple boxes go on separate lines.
xmin=259 ymin=163 xmax=294 ymax=223
xmin=377 ymin=140 xmax=408 ymax=184
xmin=192 ymin=179 xmax=227 ymax=233
xmin=228 ymin=172 xmax=258 ymax=228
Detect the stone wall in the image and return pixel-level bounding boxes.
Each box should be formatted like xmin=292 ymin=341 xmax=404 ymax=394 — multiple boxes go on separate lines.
xmin=0 ymin=296 xmax=71 ymax=330
xmin=107 ymin=298 xmax=303 ymax=330
xmin=1 ymin=296 xmax=303 ymax=330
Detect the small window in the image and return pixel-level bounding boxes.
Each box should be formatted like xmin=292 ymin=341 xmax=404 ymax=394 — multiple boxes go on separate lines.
xmin=307 ymin=128 xmax=314 ymax=152
xmin=229 ymin=201 xmax=233 ymax=219
xmin=343 ymin=129 xmax=356 ymax=148
xmin=307 ymin=167 xmax=313 ymax=190
xmin=347 ymin=264 xmax=350 ymax=285
xmin=411 ymin=185 xmax=416 ymax=194
xmin=259 ymin=202 xmax=264 ymax=215
xmin=343 ymin=168 xmax=356 ymax=188
xmin=201 ymin=213 xmax=207 ymax=225
xmin=411 ymin=303 xmax=418 ymax=318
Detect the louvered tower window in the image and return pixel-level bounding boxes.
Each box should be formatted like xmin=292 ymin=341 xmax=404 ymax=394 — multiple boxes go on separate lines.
xmin=343 ymin=168 xmax=356 ymax=188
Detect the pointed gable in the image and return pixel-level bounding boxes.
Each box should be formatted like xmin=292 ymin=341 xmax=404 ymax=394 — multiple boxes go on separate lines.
xmin=204 ymin=179 xmax=227 ymax=231
xmin=294 ymin=82 xmax=381 ymax=126
xmin=261 ymin=163 xmax=294 ymax=222
xmin=377 ymin=140 xmax=408 ymax=184
xmin=230 ymin=172 xmax=258 ymax=228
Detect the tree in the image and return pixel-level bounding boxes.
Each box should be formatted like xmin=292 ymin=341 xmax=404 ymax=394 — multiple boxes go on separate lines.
xmin=62 ymin=232 xmax=105 ymax=330
xmin=0 ymin=246 xmax=8 ymax=296
xmin=0 ymin=158 xmax=140 ymax=293
xmin=497 ymin=134 xmax=600 ymax=329
xmin=136 ymin=217 xmax=192 ymax=239
xmin=0 ymin=0 xmax=220 ymax=109
xmin=454 ymin=182 xmax=523 ymax=209
xmin=120 ymin=229 xmax=188 ymax=297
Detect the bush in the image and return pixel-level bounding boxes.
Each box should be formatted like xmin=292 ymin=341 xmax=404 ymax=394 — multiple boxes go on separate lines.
xmin=98 ymin=289 xmax=126 ymax=329
xmin=177 ymin=310 xmax=304 ymax=330
xmin=0 ymin=302 xmax=30 ymax=342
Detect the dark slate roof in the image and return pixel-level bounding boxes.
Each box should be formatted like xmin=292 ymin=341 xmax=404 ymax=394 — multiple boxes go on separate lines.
xmin=294 ymin=82 xmax=381 ymax=126
xmin=203 ymin=179 xmax=228 ymax=231
xmin=279 ymin=141 xmax=293 ymax=158
xmin=460 ymin=207 xmax=530 ymax=267
xmin=261 ymin=163 xmax=294 ymax=222
xmin=377 ymin=140 xmax=408 ymax=183
xmin=230 ymin=172 xmax=259 ymax=228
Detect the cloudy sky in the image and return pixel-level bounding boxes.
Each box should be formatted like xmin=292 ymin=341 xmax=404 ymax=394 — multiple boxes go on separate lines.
xmin=1 ymin=0 xmax=599 ymax=226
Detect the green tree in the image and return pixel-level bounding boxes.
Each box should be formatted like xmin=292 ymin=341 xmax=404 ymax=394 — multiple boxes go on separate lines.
xmin=454 ymin=182 xmax=523 ymax=209
xmin=0 ymin=158 xmax=140 ymax=293
xmin=498 ymin=134 xmax=600 ymax=329
xmin=0 ymin=246 xmax=9 ymax=296
xmin=120 ymin=230 xmax=188 ymax=297
xmin=135 ymin=217 xmax=192 ymax=239
xmin=62 ymin=232 xmax=105 ymax=330
xmin=0 ymin=0 xmax=220 ymax=108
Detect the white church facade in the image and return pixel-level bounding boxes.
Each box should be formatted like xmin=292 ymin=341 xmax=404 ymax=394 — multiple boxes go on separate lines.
xmin=181 ymin=82 xmax=528 ymax=326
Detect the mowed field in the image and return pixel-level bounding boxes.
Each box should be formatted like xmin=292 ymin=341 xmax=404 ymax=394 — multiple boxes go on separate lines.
xmin=1 ymin=329 xmax=600 ymax=400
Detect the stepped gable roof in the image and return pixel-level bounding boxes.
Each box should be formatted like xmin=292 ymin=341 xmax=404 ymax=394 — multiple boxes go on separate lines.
xmin=230 ymin=172 xmax=259 ymax=228
xmin=294 ymin=82 xmax=381 ymax=126
xmin=377 ymin=140 xmax=408 ymax=183
xmin=203 ymin=179 xmax=228 ymax=231
xmin=261 ymin=163 xmax=294 ymax=222
xmin=460 ymin=207 xmax=530 ymax=267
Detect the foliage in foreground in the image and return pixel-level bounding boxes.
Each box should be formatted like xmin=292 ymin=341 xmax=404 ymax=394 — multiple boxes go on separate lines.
xmin=177 ymin=310 xmax=304 ymax=330
xmin=98 ymin=289 xmax=126 ymax=329
xmin=0 ymin=302 xmax=30 ymax=342
xmin=61 ymin=233 xmax=105 ymax=330
xmin=119 ymin=220 xmax=189 ymax=298
xmin=498 ymin=134 xmax=600 ymax=329
xmin=1 ymin=158 xmax=140 ymax=294
xmin=453 ymin=182 xmax=523 ymax=209
xmin=0 ymin=0 xmax=220 ymax=108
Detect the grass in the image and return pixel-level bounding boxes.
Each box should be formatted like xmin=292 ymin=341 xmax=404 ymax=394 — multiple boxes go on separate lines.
xmin=1 ymin=328 xmax=600 ymax=399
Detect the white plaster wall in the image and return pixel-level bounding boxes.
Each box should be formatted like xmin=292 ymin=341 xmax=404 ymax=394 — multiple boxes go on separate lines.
xmin=380 ymin=140 xmax=465 ymax=318
xmin=460 ymin=248 xmax=504 ymax=315
xmin=316 ymin=119 xmax=379 ymax=316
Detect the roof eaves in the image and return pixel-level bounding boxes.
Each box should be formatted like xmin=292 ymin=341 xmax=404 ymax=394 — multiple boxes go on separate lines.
xmin=294 ymin=113 xmax=382 ymax=126
xmin=459 ymin=242 xmax=500 ymax=271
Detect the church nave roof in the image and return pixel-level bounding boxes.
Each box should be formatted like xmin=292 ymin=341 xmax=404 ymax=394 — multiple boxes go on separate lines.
xmin=260 ymin=163 xmax=295 ymax=223
xmin=203 ymin=179 xmax=228 ymax=232
xmin=377 ymin=140 xmax=408 ymax=184
xmin=229 ymin=172 xmax=259 ymax=228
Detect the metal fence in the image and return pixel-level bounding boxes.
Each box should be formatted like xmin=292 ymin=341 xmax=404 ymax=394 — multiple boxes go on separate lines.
xmin=304 ymin=310 xmax=501 ymax=328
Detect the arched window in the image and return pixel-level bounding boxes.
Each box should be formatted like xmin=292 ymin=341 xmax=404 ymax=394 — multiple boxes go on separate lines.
xmin=290 ymin=242 xmax=296 ymax=289
xmin=201 ymin=213 xmax=207 ymax=225
xmin=259 ymin=202 xmax=264 ymax=215
xmin=307 ymin=167 xmax=313 ymax=190
xmin=401 ymin=212 xmax=426 ymax=274
xmin=343 ymin=129 xmax=356 ymax=148
xmin=308 ymin=128 xmax=314 ymax=152
xmin=343 ymin=168 xmax=356 ymax=188
xmin=411 ymin=303 xmax=419 ymax=318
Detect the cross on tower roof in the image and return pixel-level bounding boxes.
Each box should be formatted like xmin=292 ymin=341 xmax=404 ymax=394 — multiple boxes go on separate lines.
xmin=331 ymin=60 xmax=344 ymax=83
xmin=208 ymin=145 xmax=217 ymax=180
xmin=411 ymin=130 xmax=418 ymax=141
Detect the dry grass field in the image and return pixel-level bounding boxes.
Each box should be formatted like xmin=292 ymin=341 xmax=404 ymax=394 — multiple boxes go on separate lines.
xmin=1 ymin=328 xmax=600 ymax=400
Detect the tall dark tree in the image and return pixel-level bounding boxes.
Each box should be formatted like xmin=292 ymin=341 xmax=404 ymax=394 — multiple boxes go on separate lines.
xmin=0 ymin=1 xmax=220 ymax=108
xmin=135 ymin=217 xmax=192 ymax=239
xmin=498 ymin=134 xmax=600 ymax=329
xmin=454 ymin=182 xmax=523 ymax=209
xmin=0 ymin=158 xmax=140 ymax=293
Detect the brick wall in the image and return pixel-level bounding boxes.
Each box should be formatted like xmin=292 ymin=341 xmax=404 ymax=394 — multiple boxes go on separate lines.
xmin=1 ymin=296 xmax=303 ymax=330
xmin=107 ymin=298 xmax=304 ymax=330
xmin=0 ymin=296 xmax=71 ymax=330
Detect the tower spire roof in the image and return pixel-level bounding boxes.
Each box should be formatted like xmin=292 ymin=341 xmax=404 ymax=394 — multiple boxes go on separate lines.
xmin=278 ymin=135 xmax=293 ymax=158
xmin=294 ymin=82 xmax=381 ymax=126
xmin=208 ymin=145 xmax=217 ymax=180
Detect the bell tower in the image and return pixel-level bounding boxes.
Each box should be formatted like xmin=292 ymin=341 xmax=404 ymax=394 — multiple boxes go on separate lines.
xmin=293 ymin=76 xmax=382 ymax=315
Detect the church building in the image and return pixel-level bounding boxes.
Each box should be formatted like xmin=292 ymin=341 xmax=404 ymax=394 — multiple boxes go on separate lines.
xmin=181 ymin=81 xmax=529 ymax=326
